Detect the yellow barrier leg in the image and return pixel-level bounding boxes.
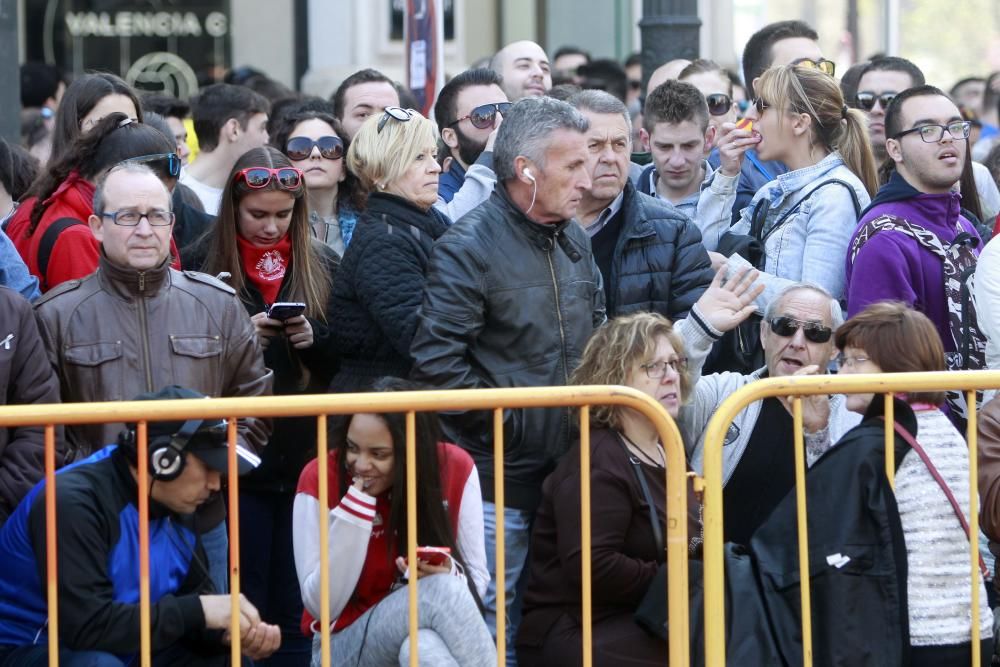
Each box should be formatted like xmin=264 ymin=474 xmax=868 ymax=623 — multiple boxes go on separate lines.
xmin=884 ymin=395 xmax=895 ymax=490
xmin=792 ymin=399 xmax=812 ymax=666
xmin=968 ymin=391 xmax=981 ymax=667
xmin=137 ymin=422 xmax=151 ymax=667
xmin=579 ymin=408 xmax=592 ymax=667
xmin=493 ymin=408 xmax=505 ymax=667
xmin=228 ymin=419 xmax=241 ymax=666
xmin=406 ymin=412 xmax=419 ymax=667
xmin=45 ymin=425 xmax=58 ymax=667
xmin=317 ymin=415 xmax=331 ymax=667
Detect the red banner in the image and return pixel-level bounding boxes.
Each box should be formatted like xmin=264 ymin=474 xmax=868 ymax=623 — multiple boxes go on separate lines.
xmin=404 ymin=0 xmax=444 ymax=117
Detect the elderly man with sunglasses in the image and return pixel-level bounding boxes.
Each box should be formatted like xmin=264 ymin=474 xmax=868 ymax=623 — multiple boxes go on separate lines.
xmin=679 ymin=283 xmax=859 ymax=545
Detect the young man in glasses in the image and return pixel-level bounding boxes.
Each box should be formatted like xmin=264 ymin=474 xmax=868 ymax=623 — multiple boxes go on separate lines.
xmin=34 ymin=163 xmax=272 ymax=593
xmin=433 ymin=68 xmax=509 ymax=213
xmin=852 ymin=57 xmax=925 ymax=164
xmin=847 ymin=85 xmax=985 ymax=425
xmin=679 ymin=283 xmax=858 ymax=545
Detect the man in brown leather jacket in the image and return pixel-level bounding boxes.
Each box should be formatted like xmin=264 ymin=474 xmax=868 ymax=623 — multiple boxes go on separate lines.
xmin=33 ymin=162 xmax=273 ymax=591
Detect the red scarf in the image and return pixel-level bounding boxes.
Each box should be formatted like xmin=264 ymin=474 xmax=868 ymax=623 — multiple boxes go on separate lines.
xmin=236 ymin=234 xmax=292 ymax=305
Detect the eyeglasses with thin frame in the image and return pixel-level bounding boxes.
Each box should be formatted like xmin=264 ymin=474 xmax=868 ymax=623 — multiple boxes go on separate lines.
xmin=705 ymin=93 xmax=733 ymax=116
xmin=640 ymin=357 xmax=689 ymax=379
xmin=122 ymin=153 xmax=181 ymax=178
xmin=791 ymin=57 xmax=836 ymax=77
xmin=235 ymin=167 xmax=304 ymax=190
xmin=100 ymin=208 xmax=175 ymax=227
xmin=892 ymin=120 xmax=972 ymax=143
xmin=855 ymin=91 xmax=897 ymax=112
xmin=285 ymin=135 xmax=344 ymax=161
xmin=835 ymin=353 xmax=871 ymax=370
xmin=449 ymin=102 xmax=513 ymax=130
xmin=377 ymin=106 xmax=416 ymax=133
xmin=768 ymin=316 xmax=833 ymax=343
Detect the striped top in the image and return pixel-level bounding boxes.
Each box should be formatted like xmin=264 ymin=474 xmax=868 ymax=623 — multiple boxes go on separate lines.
xmin=895 ymin=408 xmax=993 ymax=646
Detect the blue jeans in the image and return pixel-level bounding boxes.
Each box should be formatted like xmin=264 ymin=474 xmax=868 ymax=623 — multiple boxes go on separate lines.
xmin=482 ymin=502 xmax=533 ymax=667
xmin=201 ymin=520 xmax=229 ymax=594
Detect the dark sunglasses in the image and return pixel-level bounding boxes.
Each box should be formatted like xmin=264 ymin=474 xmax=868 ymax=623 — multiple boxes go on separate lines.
xmin=235 ymin=166 xmax=304 ymax=190
xmin=791 ymin=57 xmax=836 ymax=77
xmin=450 ymin=102 xmax=513 ymax=130
xmin=768 ymin=316 xmax=833 ymax=343
xmin=377 ymin=106 xmax=416 ymax=133
xmin=285 ymin=135 xmax=344 ymax=161
xmin=750 ymin=97 xmax=771 ymax=115
xmin=855 ymin=91 xmax=897 ymax=111
xmin=123 ymin=152 xmax=181 ymax=178
xmin=705 ymin=93 xmax=733 ymax=116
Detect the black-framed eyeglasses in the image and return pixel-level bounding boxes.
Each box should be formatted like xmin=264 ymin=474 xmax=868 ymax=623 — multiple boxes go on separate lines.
xmin=450 ymin=102 xmax=513 ymax=130
xmin=640 ymin=357 xmax=689 ymax=379
xmin=791 ymin=57 xmax=836 ymax=77
xmin=100 ymin=208 xmax=175 ymax=227
xmin=768 ymin=316 xmax=833 ymax=343
xmin=855 ymin=91 xmax=897 ymax=112
xmin=893 ymin=120 xmax=972 ymax=143
xmin=706 ymin=93 xmax=733 ymax=116
xmin=285 ymin=135 xmax=344 ymax=161
xmin=377 ymin=106 xmax=416 ymax=133
xmin=750 ymin=97 xmax=771 ymax=115
xmin=122 ymin=153 xmax=181 ymax=178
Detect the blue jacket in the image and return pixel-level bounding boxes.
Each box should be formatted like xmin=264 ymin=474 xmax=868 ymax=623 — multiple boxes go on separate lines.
xmin=0 ymin=446 xmax=214 ymax=656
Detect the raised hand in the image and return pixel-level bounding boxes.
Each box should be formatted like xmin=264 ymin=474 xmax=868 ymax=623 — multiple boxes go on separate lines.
xmin=695 ymin=266 xmax=764 ymax=333
xmin=716 ymin=121 xmax=761 ymax=177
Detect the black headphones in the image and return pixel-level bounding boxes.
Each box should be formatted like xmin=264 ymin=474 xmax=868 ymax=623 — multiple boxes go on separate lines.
xmin=120 ymin=418 xmax=204 ymax=482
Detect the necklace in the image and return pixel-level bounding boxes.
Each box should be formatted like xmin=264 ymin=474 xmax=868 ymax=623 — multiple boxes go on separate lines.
xmin=619 ymin=432 xmax=665 ymax=468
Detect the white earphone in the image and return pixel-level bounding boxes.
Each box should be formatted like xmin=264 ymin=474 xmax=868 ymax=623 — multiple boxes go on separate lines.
xmin=524 ymin=168 xmax=535 ymax=183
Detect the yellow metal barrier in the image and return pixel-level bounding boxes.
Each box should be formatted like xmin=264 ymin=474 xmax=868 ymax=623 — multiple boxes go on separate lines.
xmin=701 ymin=370 xmax=1000 ymax=667
xmin=0 ymin=386 xmax=689 ymax=667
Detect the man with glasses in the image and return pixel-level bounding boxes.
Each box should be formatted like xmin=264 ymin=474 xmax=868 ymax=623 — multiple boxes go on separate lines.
xmin=851 ymin=57 xmax=926 ymax=164
xmin=34 ymin=163 xmax=272 ymax=592
xmin=847 ymin=85 xmax=985 ymax=425
xmin=679 ymin=283 xmax=858 ymax=545
xmin=433 ymin=68 xmax=509 ymax=215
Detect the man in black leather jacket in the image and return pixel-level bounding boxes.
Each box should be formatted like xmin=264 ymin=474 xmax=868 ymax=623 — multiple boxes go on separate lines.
xmin=568 ymin=89 xmax=714 ymax=319
xmin=411 ymin=96 xmax=605 ymax=663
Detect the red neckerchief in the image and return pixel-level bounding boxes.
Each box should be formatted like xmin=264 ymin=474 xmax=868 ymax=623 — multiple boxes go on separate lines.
xmin=236 ymin=234 xmax=291 ymax=305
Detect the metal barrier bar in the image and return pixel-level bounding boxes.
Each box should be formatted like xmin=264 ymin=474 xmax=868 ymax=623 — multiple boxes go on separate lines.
xmin=317 ymin=415 xmax=331 ymax=667
xmin=884 ymin=394 xmax=895 ymax=489
xmin=579 ymin=407 xmax=593 ymax=667
xmin=137 ymin=422 xmax=152 ymax=667
xmin=13 ymin=387 xmax=687 ymax=666
xmin=492 ymin=407 xmax=506 ymax=667
xmin=968 ymin=391 xmax=981 ymax=667
xmin=406 ymin=411 xmax=419 ymax=667
xmin=791 ymin=399 xmax=812 ymax=666
xmin=44 ymin=424 xmax=58 ymax=667
xmin=701 ymin=370 xmax=1000 ymax=666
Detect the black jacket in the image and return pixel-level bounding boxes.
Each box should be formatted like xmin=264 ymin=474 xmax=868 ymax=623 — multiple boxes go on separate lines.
xmin=607 ymin=181 xmax=713 ymax=318
xmin=740 ymin=398 xmax=912 ymax=666
xmin=411 ymin=185 xmax=606 ymax=510
xmin=329 ymin=192 xmax=451 ymax=393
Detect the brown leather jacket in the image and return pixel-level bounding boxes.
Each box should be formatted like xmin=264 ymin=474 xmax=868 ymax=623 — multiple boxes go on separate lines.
xmin=34 ymin=254 xmax=273 ymax=463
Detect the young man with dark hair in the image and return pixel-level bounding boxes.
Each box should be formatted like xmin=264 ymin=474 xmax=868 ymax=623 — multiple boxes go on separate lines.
xmin=638 ymin=80 xmax=716 ymax=220
xmin=434 ymin=68 xmax=507 ymax=209
xmin=19 ymin=63 xmax=64 ymax=114
xmin=331 ymin=68 xmax=400 ymax=141
xmin=552 ymin=46 xmax=590 ymax=84
xmin=0 ymin=386 xmax=280 ymax=666
xmin=141 ymin=93 xmax=193 ymax=165
xmin=854 ymin=57 xmax=925 ymax=162
xmin=741 ymin=20 xmax=825 ymax=95
xmin=181 ymin=84 xmax=270 ymax=215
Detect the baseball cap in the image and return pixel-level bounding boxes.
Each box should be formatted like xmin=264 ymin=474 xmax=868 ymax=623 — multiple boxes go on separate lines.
xmin=130 ymin=385 xmax=261 ymax=476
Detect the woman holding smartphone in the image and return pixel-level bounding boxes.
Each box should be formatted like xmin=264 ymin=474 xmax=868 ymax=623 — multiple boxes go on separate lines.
xmin=293 ymin=377 xmax=493 ymax=667
xmin=195 ymin=145 xmax=338 ymax=663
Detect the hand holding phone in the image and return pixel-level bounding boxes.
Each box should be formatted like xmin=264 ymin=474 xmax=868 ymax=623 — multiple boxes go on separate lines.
xmin=415 ymin=546 xmax=451 ymax=567
xmin=266 ymin=302 xmax=306 ymax=321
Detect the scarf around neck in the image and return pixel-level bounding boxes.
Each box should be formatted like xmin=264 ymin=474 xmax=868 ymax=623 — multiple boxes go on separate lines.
xmin=236 ymin=233 xmax=292 ymax=305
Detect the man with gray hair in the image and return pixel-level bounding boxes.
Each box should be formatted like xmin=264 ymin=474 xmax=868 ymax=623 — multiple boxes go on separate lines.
xmin=411 ymin=96 xmax=604 ymax=662
xmin=679 ymin=282 xmax=859 ymax=545
xmin=569 ymin=88 xmax=714 ymax=319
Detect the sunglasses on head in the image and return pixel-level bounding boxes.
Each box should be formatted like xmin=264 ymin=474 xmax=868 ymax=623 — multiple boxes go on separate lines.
xmin=791 ymin=57 xmax=836 ymax=77
xmin=450 ymin=102 xmax=513 ymax=130
xmin=377 ymin=106 xmax=416 ymax=133
xmin=768 ymin=316 xmax=833 ymax=343
xmin=705 ymin=93 xmax=733 ymax=116
xmin=235 ymin=166 xmax=304 ymax=190
xmin=285 ymin=135 xmax=344 ymax=161
xmin=123 ymin=153 xmax=181 ymax=178
xmin=855 ymin=91 xmax=897 ymax=111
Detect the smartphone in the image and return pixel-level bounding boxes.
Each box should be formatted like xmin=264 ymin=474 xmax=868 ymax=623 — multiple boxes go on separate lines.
xmin=267 ymin=302 xmax=306 ymax=321
xmin=415 ymin=546 xmax=451 ymax=567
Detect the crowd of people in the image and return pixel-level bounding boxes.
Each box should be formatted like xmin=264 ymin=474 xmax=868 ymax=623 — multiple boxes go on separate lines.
xmin=3 ymin=16 xmax=1000 ymax=667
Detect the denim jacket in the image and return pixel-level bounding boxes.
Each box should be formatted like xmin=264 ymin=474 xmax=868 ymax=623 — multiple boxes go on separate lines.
xmin=0 ymin=225 xmax=39 ymax=302
xmin=696 ymin=151 xmax=870 ymax=310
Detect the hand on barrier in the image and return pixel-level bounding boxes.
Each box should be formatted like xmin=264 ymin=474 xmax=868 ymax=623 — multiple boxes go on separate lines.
xmin=778 ymin=364 xmax=831 ymax=433
xmin=695 ymin=266 xmax=764 ymax=333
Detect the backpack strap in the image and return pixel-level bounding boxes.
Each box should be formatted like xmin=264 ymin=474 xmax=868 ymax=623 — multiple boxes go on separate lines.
xmin=38 ymin=217 xmax=85 ymax=288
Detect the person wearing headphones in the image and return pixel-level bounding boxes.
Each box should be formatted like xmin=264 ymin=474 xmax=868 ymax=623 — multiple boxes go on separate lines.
xmin=0 ymin=386 xmax=281 ymax=666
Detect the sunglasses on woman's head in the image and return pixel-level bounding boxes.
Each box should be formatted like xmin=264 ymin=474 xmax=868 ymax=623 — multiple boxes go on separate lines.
xmin=450 ymin=102 xmax=513 ymax=130
xmin=705 ymin=93 xmax=733 ymax=116
xmin=285 ymin=135 xmax=344 ymax=161
xmin=122 ymin=153 xmax=182 ymax=178
xmin=377 ymin=106 xmax=417 ymax=133
xmin=235 ymin=166 xmax=304 ymax=190
xmin=791 ymin=57 xmax=836 ymax=78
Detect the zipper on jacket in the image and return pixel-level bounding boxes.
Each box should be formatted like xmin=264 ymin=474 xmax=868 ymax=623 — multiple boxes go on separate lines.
xmin=546 ymin=240 xmax=568 ymax=382
xmin=137 ymin=272 xmax=154 ymax=392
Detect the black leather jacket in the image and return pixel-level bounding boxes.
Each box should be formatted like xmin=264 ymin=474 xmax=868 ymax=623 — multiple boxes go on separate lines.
xmin=411 ymin=185 xmax=606 ymax=511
